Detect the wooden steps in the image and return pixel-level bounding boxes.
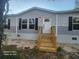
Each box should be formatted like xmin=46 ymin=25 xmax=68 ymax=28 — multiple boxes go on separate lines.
xmin=36 ymin=27 xmax=57 ymax=52
xmin=39 ymin=47 xmax=56 ymax=52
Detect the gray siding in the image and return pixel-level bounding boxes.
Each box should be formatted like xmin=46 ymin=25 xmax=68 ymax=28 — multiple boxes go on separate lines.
xmin=4 ymin=26 xmax=16 ymax=33
xmin=57 ymin=13 xmax=79 ymax=35
xmin=58 ymin=26 xmax=79 ymax=35
xmin=57 ymin=13 xmax=79 ymax=44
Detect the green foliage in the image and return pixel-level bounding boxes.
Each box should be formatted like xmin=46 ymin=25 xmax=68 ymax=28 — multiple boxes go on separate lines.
xmin=2 ymin=45 xmax=17 ymax=51
xmin=31 ymin=47 xmax=39 ymax=56
xmin=2 ymin=55 xmax=21 ymax=59
xmin=57 ymin=47 xmax=62 ymax=52
xmin=1 ymin=45 xmax=23 ymax=59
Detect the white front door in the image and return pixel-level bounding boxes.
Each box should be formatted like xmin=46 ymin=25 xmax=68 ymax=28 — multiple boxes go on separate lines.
xmin=43 ymin=19 xmax=51 ymax=33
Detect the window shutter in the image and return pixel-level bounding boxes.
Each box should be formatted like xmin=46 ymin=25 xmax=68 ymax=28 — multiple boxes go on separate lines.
xmin=68 ymin=16 xmax=72 ymax=31
xmin=19 ymin=18 xmax=22 ymax=30
xmin=35 ymin=18 xmax=38 ymax=30
xmin=8 ymin=19 xmax=10 ymax=29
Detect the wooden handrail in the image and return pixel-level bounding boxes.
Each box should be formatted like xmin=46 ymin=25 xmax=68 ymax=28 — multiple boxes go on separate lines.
xmin=50 ymin=26 xmax=56 ymax=35
xmin=50 ymin=26 xmax=53 ymax=34
xmin=38 ymin=26 xmax=43 ymax=34
xmin=38 ymin=26 xmax=56 ymax=34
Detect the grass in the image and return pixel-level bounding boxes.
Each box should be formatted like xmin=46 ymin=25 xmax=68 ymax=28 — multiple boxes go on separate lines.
xmin=2 ymin=54 xmax=22 ymax=59
xmin=1 ymin=45 xmax=64 ymax=59
xmin=1 ymin=45 xmax=22 ymax=59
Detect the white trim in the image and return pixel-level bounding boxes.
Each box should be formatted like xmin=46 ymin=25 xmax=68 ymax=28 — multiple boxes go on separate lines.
xmin=16 ymin=18 xmax=18 ymax=35
xmin=56 ymin=14 xmax=58 ymax=36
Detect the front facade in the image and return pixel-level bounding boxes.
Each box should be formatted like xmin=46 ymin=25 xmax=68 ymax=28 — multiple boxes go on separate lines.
xmin=4 ymin=7 xmax=79 ymax=44
xmin=57 ymin=13 xmax=79 ymax=44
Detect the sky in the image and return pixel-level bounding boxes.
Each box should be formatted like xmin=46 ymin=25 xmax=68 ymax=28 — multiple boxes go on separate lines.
xmin=8 ymin=0 xmax=76 ymax=14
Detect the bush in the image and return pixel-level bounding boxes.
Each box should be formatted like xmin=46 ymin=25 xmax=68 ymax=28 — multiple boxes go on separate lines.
xmin=57 ymin=47 xmax=62 ymax=52
xmin=2 ymin=45 xmax=17 ymax=51
xmin=31 ymin=47 xmax=39 ymax=56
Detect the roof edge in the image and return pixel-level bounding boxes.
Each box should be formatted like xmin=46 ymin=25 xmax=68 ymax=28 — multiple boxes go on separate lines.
xmin=7 ymin=7 xmax=79 ymax=17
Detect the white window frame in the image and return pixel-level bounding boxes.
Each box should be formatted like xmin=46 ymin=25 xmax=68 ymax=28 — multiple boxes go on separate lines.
xmin=72 ymin=17 xmax=79 ymax=31
xmin=29 ymin=18 xmax=35 ymax=29
xmin=21 ymin=19 xmax=28 ymax=29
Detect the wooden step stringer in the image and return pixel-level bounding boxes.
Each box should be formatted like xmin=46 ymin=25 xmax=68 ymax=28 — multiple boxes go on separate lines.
xmin=36 ymin=27 xmax=57 ymax=52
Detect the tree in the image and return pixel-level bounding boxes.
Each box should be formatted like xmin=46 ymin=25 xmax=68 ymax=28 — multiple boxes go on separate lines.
xmin=0 ymin=0 xmax=9 ymax=58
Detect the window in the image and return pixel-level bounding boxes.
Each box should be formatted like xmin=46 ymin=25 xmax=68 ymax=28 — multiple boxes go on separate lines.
xmin=35 ymin=18 xmax=38 ymax=30
xmin=19 ymin=18 xmax=21 ymax=30
xmin=8 ymin=19 xmax=10 ymax=29
xmin=73 ymin=18 xmax=79 ymax=23
xmin=22 ymin=24 xmax=27 ymax=29
xmin=4 ymin=19 xmax=8 ymax=28
xmin=21 ymin=19 xmax=27 ymax=29
xmin=68 ymin=17 xmax=79 ymax=31
xmin=4 ymin=24 xmax=8 ymax=29
xmin=22 ymin=19 xmax=27 ymax=23
xmin=44 ymin=19 xmax=49 ymax=22
xmin=19 ymin=18 xmax=37 ymax=30
xmin=29 ymin=18 xmax=35 ymax=29
xmin=4 ymin=19 xmax=10 ymax=29
xmin=72 ymin=17 xmax=79 ymax=30
xmin=72 ymin=37 xmax=77 ymax=40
